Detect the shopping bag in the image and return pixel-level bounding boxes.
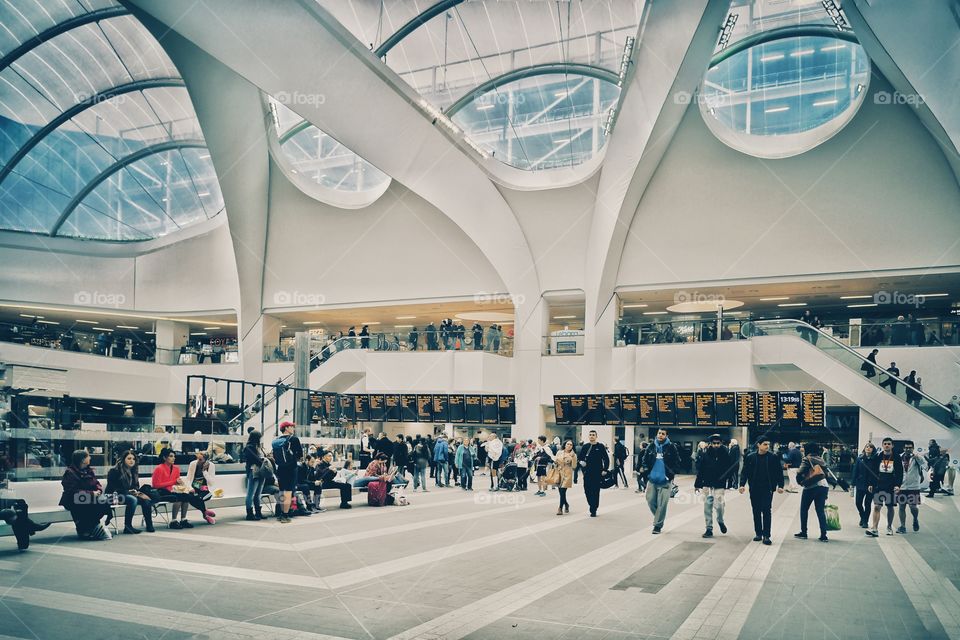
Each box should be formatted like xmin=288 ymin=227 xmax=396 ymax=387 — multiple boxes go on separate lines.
xmin=825 ymin=504 xmax=841 ymax=531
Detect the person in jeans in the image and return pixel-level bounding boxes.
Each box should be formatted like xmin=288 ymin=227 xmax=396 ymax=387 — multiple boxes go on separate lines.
xmin=554 ymin=440 xmax=577 ymax=515
xmin=105 ymin=450 xmax=154 ymax=534
xmin=850 ymin=442 xmax=878 ymax=528
xmin=642 ymin=429 xmax=680 ymax=534
xmin=897 ymin=441 xmax=927 ymax=533
xmin=794 ymin=442 xmax=831 ymax=542
xmin=243 ymin=431 xmax=265 ymax=520
xmin=412 ymin=440 xmax=430 ymax=491
xmin=433 ymin=435 xmax=450 ymax=488
xmin=739 ymin=436 xmax=784 ymax=545
xmin=865 ymin=437 xmax=903 ymax=537
xmin=694 ymin=434 xmax=730 ymax=538
xmin=456 ymin=439 xmax=474 ymax=490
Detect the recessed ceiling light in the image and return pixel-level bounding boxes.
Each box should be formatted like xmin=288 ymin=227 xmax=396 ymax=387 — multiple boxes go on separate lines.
xmin=76 ymin=319 xmax=98 ymax=324
xmin=97 ymin=327 xmax=114 ymax=332
xmin=20 ymin=313 xmax=40 ymax=318
xmin=91 ymin=406 xmax=103 ymax=411
xmin=760 ymin=53 xmax=784 ymax=62
xmin=839 ymin=295 xmax=873 ymax=300
xmin=190 ymin=332 xmax=207 ymax=336
xmin=37 ymin=320 xmax=59 ymax=325
xmin=302 ymin=321 xmax=324 ymax=325
xmin=813 ymin=98 xmax=838 ymax=107
xmin=553 ymin=315 xmax=576 ymax=319
xmin=396 ymin=316 xmax=417 ymax=320
xmin=394 ymin=324 xmax=413 ymax=328
xmin=820 ymin=44 xmax=846 ymax=52
xmin=778 ymin=303 xmax=807 ymax=307
xmin=360 ymin=322 xmax=381 ymax=325
xmin=848 ymin=303 xmax=878 ymax=308
xmin=919 ymin=293 xmax=949 ymax=298
xmin=642 ymin=311 xmax=668 ymax=315
xmin=759 ymin=297 xmax=790 ymax=301
xmin=764 ymin=106 xmax=790 ymax=114
xmin=116 ymin=325 xmax=139 ymax=330
xmin=203 ymin=326 xmax=221 ymax=330
xmin=790 ymin=49 xmax=814 ymax=57
xmin=622 ymin=304 xmax=648 ymax=308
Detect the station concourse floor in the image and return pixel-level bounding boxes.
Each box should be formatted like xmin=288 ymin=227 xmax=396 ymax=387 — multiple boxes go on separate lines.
xmin=1 ymin=477 xmax=959 ymax=640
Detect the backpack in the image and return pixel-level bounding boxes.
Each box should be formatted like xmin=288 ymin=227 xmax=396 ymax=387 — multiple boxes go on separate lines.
xmin=272 ymin=436 xmax=295 ymax=466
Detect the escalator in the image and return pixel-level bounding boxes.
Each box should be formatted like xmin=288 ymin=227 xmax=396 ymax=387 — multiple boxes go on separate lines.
xmin=741 ymin=319 xmax=957 ymax=437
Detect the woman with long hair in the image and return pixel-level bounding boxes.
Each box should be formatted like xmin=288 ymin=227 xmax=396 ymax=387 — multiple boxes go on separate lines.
xmin=851 ymin=442 xmax=878 ymax=528
xmin=184 ymin=449 xmax=217 ymax=524
xmin=243 ymin=431 xmax=266 ymax=520
xmin=554 ymin=440 xmax=577 ymax=515
xmin=150 ymin=448 xmax=213 ymax=529
xmin=59 ymin=449 xmax=112 ymax=540
xmin=105 ymin=450 xmax=154 ymax=534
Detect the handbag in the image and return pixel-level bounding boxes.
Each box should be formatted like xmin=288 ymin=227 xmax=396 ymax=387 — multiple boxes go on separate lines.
xmin=804 ymin=464 xmax=826 ymax=487
xmin=599 ymin=472 xmax=617 ymax=489
xmin=825 ymin=504 xmax=841 ymax=530
xmin=545 ymin=464 xmax=561 ymax=486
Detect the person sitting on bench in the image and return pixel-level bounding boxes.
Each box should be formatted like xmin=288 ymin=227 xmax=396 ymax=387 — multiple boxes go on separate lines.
xmin=1 ymin=498 xmax=50 ymax=551
xmin=354 ymin=453 xmax=397 ymax=491
xmin=316 ymin=450 xmax=353 ymax=509
xmin=59 ymin=449 xmax=113 ymax=540
xmin=105 ymin=449 xmax=154 ymax=534
xmin=151 ymin=448 xmax=214 ymax=529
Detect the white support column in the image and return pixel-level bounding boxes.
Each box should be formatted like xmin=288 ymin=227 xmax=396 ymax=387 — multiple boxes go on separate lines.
xmin=155 ymin=320 xmax=189 ymax=364
xmin=512 ymin=297 xmax=548 ymax=441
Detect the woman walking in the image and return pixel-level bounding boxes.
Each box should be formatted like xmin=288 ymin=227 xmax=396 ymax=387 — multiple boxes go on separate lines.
xmin=554 ymin=440 xmax=577 ymax=515
xmin=851 ymin=442 xmax=877 ymax=528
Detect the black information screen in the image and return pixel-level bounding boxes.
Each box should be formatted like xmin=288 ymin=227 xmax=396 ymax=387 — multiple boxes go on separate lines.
xmin=778 ymin=391 xmax=802 ymax=429
xmin=417 ymin=395 xmax=434 ymax=422
xmin=621 ymin=393 xmax=640 ymax=425
xmin=400 ymin=394 xmax=419 ymax=422
xmin=603 ymin=394 xmax=622 ymax=424
xmin=554 ymin=396 xmax=572 ymax=425
xmin=714 ymin=392 xmax=736 ymax=427
xmin=801 ymin=391 xmax=825 ymax=428
xmin=324 ymin=394 xmax=339 ymax=422
xmin=758 ymin=392 xmax=778 ymax=428
xmin=448 ymin=394 xmax=465 ymax=423
xmin=498 ymin=395 xmax=516 ymax=424
xmin=353 ymin=394 xmax=370 ymax=422
xmin=464 ymin=395 xmax=483 ymax=423
xmin=657 ymin=393 xmax=676 ymax=426
xmin=675 ymin=393 xmax=695 ymax=426
xmin=585 ymin=395 xmax=604 ymax=425
xmin=310 ymin=393 xmax=324 ymax=423
xmin=736 ymin=392 xmax=757 ymax=427
xmin=339 ymin=394 xmax=356 ymax=422
xmin=482 ymin=395 xmax=500 ymax=424
xmin=695 ymin=393 xmax=715 ymax=426
xmin=384 ymin=394 xmax=401 ymax=422
xmin=569 ymin=395 xmax=588 ymax=425
xmin=432 ymin=395 xmax=450 ymax=423
xmin=369 ymin=394 xmax=385 ymax=421
xmin=639 ymin=394 xmax=658 ymax=426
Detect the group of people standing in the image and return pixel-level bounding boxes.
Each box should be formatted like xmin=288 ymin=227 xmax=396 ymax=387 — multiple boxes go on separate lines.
xmin=406 ymin=320 xmax=506 ymax=353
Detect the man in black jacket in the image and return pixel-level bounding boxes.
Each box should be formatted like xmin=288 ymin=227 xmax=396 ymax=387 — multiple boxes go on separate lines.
xmin=866 ymin=437 xmax=903 ymax=537
xmin=694 ymin=434 xmax=731 ymax=538
xmin=879 ymin=362 xmax=900 ymax=394
xmin=574 ymin=430 xmax=610 ymax=517
xmin=392 ymin=434 xmax=409 ymax=481
xmin=641 ymin=429 xmax=681 ymax=533
xmin=613 ymin=436 xmax=629 ymax=488
xmin=739 ymin=435 xmax=784 ymax=545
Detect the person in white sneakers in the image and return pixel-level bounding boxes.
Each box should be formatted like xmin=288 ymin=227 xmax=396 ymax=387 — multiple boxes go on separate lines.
xmin=896 ymin=441 xmax=927 ymax=533
xmin=482 ymin=433 xmax=504 ymax=491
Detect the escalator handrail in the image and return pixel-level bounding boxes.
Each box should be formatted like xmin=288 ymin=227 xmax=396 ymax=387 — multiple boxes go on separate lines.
xmin=741 ymin=319 xmax=951 ymax=412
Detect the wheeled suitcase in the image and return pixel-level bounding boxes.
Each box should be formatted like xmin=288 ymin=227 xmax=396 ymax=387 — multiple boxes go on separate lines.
xmin=367 ymin=480 xmax=388 ymax=507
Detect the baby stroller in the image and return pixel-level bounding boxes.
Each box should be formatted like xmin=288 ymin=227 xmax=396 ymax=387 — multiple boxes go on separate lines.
xmin=498 ymin=461 xmax=522 ymax=492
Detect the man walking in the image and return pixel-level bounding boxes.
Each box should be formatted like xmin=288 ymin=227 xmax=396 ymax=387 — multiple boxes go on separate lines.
xmin=897 ymin=440 xmax=927 ymax=533
xmin=613 ymin=435 xmax=629 ymax=488
xmin=642 ymin=429 xmax=680 ymax=533
xmin=739 ymin=436 xmax=784 ymax=545
xmin=695 ymin=434 xmax=730 ymax=538
xmin=574 ymin=430 xmax=610 ymax=517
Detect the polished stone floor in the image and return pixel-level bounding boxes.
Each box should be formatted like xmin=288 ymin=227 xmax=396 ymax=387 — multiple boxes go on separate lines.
xmin=1 ymin=477 xmax=959 ymax=639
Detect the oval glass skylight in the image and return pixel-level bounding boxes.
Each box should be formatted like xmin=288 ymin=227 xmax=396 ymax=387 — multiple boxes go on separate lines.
xmin=699 ymin=35 xmax=870 ymax=158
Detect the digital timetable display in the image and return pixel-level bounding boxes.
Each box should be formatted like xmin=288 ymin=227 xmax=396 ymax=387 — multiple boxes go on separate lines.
xmin=464 ymin=395 xmax=483 ymax=423
xmin=309 ymin=393 xmax=515 ymax=424
xmin=553 ymin=391 xmax=825 ymax=429
xmin=481 ymin=395 xmax=500 ymax=424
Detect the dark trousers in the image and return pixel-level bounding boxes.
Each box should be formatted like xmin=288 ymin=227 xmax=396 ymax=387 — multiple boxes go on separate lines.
xmin=750 ymin=490 xmax=773 ymax=538
xmin=800 ymin=486 xmax=829 ymax=536
xmin=121 ymin=494 xmax=153 ymax=528
xmin=583 ymin=479 xmax=601 ymax=514
xmin=929 ymin=473 xmax=944 ymax=495
xmin=636 ymin=470 xmax=647 ymax=492
xmin=558 ymin=487 xmax=569 ymax=509
xmin=2 ymin=499 xmax=33 ymax=550
xmin=855 ymin=488 xmax=873 ymax=523
xmin=154 ymin=489 xmax=207 ymax=516
xmin=322 ymin=480 xmax=352 ymax=505
xmin=614 ymin=461 xmax=628 ymax=486
xmin=67 ymin=503 xmax=111 ymax=536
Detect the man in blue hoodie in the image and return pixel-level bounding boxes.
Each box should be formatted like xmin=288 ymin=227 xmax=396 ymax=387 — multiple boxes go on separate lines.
xmin=641 ymin=428 xmax=681 ymax=534
xmin=433 ymin=435 xmax=450 ymax=488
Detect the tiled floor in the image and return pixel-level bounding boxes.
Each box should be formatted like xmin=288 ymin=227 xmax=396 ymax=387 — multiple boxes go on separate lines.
xmin=1 ymin=479 xmax=958 ymax=639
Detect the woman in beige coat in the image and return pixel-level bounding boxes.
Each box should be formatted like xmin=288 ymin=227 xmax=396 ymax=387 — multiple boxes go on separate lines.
xmin=554 ymin=440 xmax=578 ymax=515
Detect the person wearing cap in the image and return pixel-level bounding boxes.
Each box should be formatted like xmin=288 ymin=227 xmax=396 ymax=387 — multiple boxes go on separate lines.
xmin=694 ymin=434 xmax=731 ymax=538
xmin=739 ymin=436 xmax=784 ymax=545
xmin=272 ymin=421 xmax=303 ymax=524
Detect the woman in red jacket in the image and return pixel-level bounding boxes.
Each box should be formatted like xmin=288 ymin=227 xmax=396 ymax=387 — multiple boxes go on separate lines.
xmin=151 ymin=448 xmax=213 ymax=529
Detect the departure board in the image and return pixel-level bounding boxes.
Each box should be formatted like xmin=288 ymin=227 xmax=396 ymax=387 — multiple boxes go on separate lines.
xmin=448 ymin=394 xmax=465 ymax=423
xmin=324 ymin=394 xmax=339 ymax=422
xmin=585 ymin=395 xmax=604 ymax=425
xmin=569 ymin=395 xmax=588 ymax=425
xmin=620 ymin=394 xmax=639 ymax=424
xmin=778 ymin=391 xmax=802 ymax=429
xmin=384 ymin=394 xmax=401 ymax=422
xmin=417 ymin=395 xmax=434 ymax=422
xmin=498 ymin=395 xmax=516 ymax=424
xmin=400 ymin=394 xmax=419 ymax=422
xmin=603 ymin=394 xmax=622 ymax=424
xmin=657 ymin=393 xmax=676 ymax=426
xmin=758 ymin=391 xmax=778 ymax=427
xmin=695 ymin=393 xmax=715 ymax=426
xmin=736 ymin=392 xmax=757 ymax=427
xmin=464 ymin=394 xmax=483 ymax=423
xmin=714 ymin=392 xmax=736 ymax=427
xmin=310 ymin=393 xmax=324 ymax=422
xmin=369 ymin=394 xmax=385 ymax=421
xmin=482 ymin=395 xmax=500 ymax=424
xmin=639 ymin=393 xmax=658 ymax=426
xmin=675 ymin=393 xmax=695 ymax=426
xmin=340 ymin=394 xmax=356 ymax=422
xmin=554 ymin=396 xmax=572 ymax=425
xmin=800 ymin=391 xmax=824 ymax=428
xmin=432 ymin=394 xmax=449 ymax=423
xmin=354 ymin=394 xmax=370 ymax=422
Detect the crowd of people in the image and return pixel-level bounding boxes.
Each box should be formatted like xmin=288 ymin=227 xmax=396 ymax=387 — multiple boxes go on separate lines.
xmin=319 ymin=320 xmax=511 ymax=355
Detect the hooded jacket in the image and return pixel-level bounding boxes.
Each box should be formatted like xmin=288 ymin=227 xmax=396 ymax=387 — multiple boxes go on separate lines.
xmin=851 ymin=453 xmax=878 ymax=491
xmin=899 ymin=452 xmax=929 ymax=491
xmin=641 ymin=438 xmax=680 ymax=482
xmin=694 ymin=445 xmax=731 ymax=489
